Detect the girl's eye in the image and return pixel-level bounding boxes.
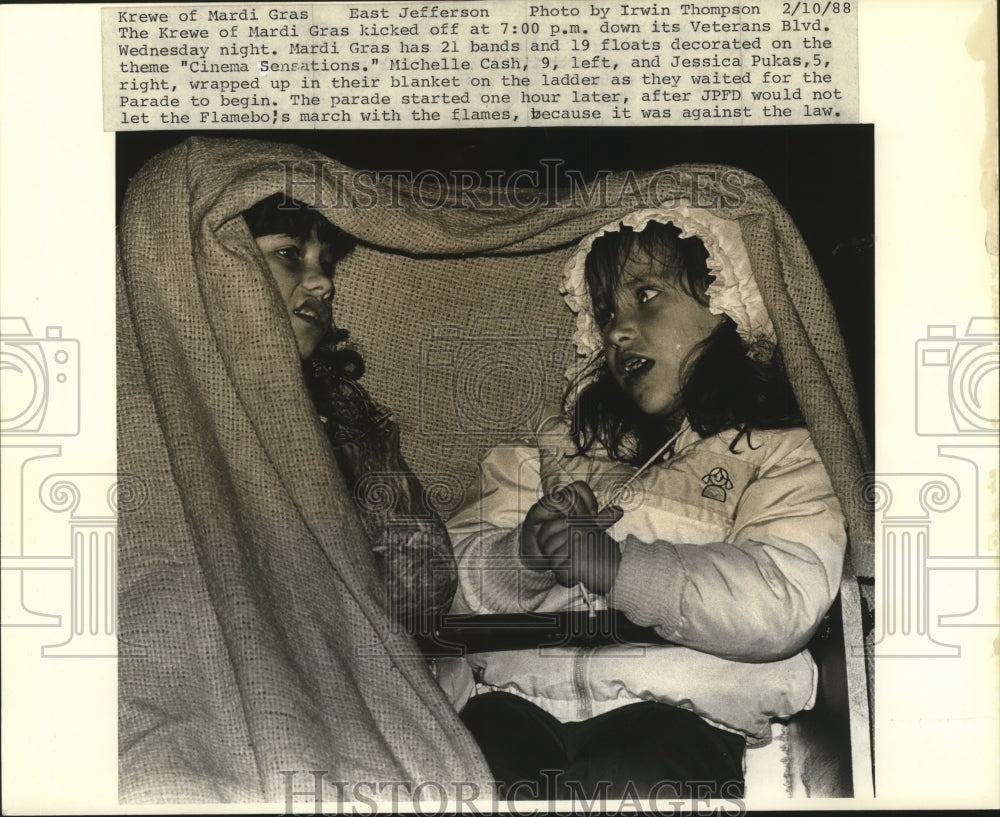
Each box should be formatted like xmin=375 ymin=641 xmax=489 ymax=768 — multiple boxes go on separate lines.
xmin=637 ymin=287 xmax=659 ymax=305
xmin=275 ymin=245 xmax=300 ymax=261
xmin=594 ymin=304 xmax=614 ymax=327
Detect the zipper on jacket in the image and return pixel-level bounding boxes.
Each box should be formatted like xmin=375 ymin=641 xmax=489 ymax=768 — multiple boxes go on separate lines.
xmin=573 ymin=647 xmax=595 ymax=720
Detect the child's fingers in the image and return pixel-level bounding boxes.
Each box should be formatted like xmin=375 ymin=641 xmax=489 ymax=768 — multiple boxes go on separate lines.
xmin=535 ymin=517 xmax=565 ymax=545
xmin=531 ymin=494 xmax=572 ymax=522
xmin=521 ymin=516 xmax=569 ymax=563
xmin=519 ymin=510 xmax=546 ymax=560
xmin=536 ymin=519 xmax=570 ymax=560
xmin=593 ymin=504 xmax=624 ymax=530
xmin=565 ymin=480 xmax=599 ymax=516
xmin=536 ymin=482 xmax=579 ymax=516
xmin=521 ymin=495 xmax=570 ymax=564
xmin=524 ymin=482 xmax=608 ymax=569
xmin=519 ymin=526 xmax=541 ymax=561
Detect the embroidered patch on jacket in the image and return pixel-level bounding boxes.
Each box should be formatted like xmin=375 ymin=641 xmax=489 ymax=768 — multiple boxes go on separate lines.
xmin=701 ymin=466 xmax=734 ymax=502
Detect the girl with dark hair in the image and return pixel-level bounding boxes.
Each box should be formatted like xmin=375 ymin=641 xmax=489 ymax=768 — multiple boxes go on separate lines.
xmin=442 ymin=208 xmax=849 ymax=799
xmin=242 ymin=194 xmax=458 ymax=633
xmin=570 ymin=220 xmax=803 ymax=467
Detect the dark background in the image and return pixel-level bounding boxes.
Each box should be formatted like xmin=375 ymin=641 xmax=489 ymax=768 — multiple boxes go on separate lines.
xmin=117 ymin=126 xmax=875 ymax=451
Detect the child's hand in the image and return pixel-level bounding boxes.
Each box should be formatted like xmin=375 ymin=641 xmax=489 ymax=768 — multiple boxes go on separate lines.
xmin=519 ymin=480 xmax=624 ymax=595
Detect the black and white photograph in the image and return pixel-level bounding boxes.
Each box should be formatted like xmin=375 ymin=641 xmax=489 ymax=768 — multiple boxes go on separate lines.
xmin=114 ymin=126 xmax=874 ymax=806
xmin=1 ymin=2 xmax=996 ymax=814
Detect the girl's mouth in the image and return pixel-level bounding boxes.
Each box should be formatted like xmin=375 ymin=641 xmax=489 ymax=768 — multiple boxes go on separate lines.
xmin=622 ymin=356 xmax=653 ymax=378
xmin=293 ymin=297 xmax=331 ymax=329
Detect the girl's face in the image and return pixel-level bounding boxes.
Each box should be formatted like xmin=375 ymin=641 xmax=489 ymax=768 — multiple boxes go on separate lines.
xmin=596 ymin=246 xmax=723 ymax=418
xmin=255 ymin=228 xmax=337 ymax=359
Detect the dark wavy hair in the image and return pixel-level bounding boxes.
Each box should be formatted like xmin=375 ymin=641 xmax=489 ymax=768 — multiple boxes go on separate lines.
xmin=242 ymin=193 xmax=355 ymax=256
xmin=241 ymin=194 xmax=364 ymax=380
xmin=567 ymin=221 xmax=804 ymax=465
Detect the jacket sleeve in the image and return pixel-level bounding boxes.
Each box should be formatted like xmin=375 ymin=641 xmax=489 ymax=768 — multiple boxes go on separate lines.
xmin=447 ymin=441 xmax=565 ymax=615
xmin=609 ymin=436 xmax=847 ymax=661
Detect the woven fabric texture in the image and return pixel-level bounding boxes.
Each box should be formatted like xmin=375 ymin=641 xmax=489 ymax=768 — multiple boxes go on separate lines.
xmin=118 ymin=137 xmax=873 ymax=802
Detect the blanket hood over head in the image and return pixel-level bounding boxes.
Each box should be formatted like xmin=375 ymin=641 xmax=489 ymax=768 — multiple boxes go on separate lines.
xmin=118 ymin=137 xmax=873 ymax=802
xmin=117 ymin=138 xmax=497 ymax=803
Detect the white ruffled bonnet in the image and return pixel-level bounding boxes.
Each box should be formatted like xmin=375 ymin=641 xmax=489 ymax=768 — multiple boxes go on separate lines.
xmin=560 ymin=204 xmax=776 ymax=379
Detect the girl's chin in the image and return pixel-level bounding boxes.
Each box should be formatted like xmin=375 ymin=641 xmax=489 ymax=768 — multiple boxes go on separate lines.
xmin=626 ymin=386 xmax=677 ymax=416
xmin=294 ymin=328 xmax=327 ymax=358
xmin=634 ymin=398 xmax=683 ymax=421
xmin=296 ymin=336 xmax=322 ymax=359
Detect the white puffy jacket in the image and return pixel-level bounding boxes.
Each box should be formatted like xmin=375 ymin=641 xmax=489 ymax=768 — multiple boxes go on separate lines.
xmin=443 ymin=417 xmax=846 ymax=744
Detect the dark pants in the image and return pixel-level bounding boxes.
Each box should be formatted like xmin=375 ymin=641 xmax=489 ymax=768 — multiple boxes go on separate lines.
xmin=460 ymin=692 xmax=745 ymax=801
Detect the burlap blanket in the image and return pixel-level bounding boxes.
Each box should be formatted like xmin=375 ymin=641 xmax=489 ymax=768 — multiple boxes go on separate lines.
xmin=118 ymin=136 xmax=873 ymax=803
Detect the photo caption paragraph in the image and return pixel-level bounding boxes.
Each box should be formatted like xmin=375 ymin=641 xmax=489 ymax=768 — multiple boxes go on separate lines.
xmin=104 ymin=1 xmax=859 ymax=129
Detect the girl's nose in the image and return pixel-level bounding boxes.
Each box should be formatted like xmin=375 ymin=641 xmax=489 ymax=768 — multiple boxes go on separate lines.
xmin=604 ymin=309 xmax=635 ymax=347
xmin=303 ymin=264 xmax=334 ymax=300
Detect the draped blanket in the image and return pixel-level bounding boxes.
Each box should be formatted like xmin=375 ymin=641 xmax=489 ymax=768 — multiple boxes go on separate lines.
xmin=118 ymin=137 xmax=873 ymax=803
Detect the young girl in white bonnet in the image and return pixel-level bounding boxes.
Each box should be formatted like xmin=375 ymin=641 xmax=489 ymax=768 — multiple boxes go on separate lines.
xmin=444 ymin=204 xmax=848 ymax=799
